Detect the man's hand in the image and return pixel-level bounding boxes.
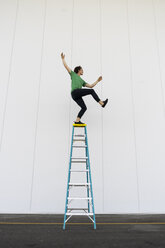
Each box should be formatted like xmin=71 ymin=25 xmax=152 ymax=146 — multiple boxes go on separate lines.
xmin=97 ymin=76 xmax=102 ymax=82
xmin=61 ymin=52 xmax=65 ymax=60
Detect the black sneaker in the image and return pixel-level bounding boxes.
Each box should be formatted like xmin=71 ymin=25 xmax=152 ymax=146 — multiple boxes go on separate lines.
xmin=102 ymin=98 xmax=108 ymax=108
xmin=74 ymin=121 xmax=85 ymax=124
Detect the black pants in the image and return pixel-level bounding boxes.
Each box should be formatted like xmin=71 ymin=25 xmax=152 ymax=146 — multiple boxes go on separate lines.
xmin=71 ymin=88 xmax=100 ymax=118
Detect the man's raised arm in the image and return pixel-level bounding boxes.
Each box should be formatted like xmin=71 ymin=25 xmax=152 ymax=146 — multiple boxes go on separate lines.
xmin=61 ymin=52 xmax=71 ymax=74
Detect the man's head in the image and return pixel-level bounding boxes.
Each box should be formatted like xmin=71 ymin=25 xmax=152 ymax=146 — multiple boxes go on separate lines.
xmin=74 ymin=66 xmax=83 ymax=75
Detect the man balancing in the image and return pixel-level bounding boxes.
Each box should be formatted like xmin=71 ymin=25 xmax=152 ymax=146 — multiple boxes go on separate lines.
xmin=61 ymin=52 xmax=108 ymax=124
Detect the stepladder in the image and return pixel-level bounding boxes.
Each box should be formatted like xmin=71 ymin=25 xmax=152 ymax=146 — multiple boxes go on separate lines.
xmin=63 ymin=123 xmax=96 ymax=229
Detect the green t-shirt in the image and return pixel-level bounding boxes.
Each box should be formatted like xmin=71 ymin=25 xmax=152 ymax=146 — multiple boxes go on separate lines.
xmin=69 ymin=70 xmax=87 ymax=92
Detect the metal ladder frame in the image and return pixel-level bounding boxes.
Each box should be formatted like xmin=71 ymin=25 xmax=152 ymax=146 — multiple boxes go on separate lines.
xmin=63 ymin=124 xmax=96 ymax=229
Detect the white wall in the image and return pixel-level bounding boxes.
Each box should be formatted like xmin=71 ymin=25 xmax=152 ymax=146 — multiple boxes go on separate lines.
xmin=0 ymin=0 xmax=165 ymax=214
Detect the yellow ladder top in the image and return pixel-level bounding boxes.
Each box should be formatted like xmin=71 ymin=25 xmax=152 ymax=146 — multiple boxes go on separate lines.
xmin=73 ymin=123 xmax=86 ymax=127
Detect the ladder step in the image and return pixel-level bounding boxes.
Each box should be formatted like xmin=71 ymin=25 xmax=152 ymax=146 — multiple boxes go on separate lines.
xmin=68 ymin=197 xmax=92 ymax=200
xmin=71 ymin=157 xmax=88 ymax=159
xmin=73 ymin=139 xmax=85 ymax=142
xmin=70 ymin=170 xmax=89 ymax=172
xmin=71 ymin=157 xmax=88 ymax=163
xmin=72 ymin=145 xmax=87 ymax=148
xmin=66 ymin=213 xmax=93 ymax=216
xmin=69 ymin=183 xmax=90 ymax=186
xmin=71 ymin=161 xmax=87 ymax=163
xmin=74 ymin=134 xmax=86 ymax=137
xmin=67 ymin=208 xmax=88 ymax=210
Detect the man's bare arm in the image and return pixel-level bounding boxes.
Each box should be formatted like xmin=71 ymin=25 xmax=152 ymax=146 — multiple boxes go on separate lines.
xmin=85 ymin=76 xmax=102 ymax=88
xmin=61 ymin=52 xmax=71 ymax=74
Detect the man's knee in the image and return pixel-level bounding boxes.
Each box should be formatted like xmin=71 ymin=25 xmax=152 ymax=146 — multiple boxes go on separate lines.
xmin=90 ymin=88 xmax=95 ymax=95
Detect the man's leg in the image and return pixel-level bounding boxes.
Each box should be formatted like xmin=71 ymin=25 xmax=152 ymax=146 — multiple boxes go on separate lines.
xmin=74 ymin=97 xmax=87 ymax=121
xmin=73 ymin=88 xmax=104 ymax=106
xmin=76 ymin=89 xmax=100 ymax=101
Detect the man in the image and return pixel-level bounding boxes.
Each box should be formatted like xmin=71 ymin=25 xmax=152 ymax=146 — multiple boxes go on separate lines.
xmin=61 ymin=52 xmax=108 ymax=124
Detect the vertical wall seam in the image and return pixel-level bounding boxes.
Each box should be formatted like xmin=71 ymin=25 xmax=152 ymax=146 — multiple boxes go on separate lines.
xmin=0 ymin=0 xmax=19 ymax=155
xmin=29 ymin=0 xmax=47 ymax=212
xmin=152 ymin=0 xmax=165 ymax=120
xmin=99 ymin=0 xmax=104 ymax=213
xmin=68 ymin=0 xmax=74 ymax=165
xmin=126 ymin=0 xmax=140 ymax=212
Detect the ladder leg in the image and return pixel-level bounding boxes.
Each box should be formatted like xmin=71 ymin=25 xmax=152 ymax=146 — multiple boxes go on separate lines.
xmin=63 ymin=126 xmax=74 ymax=230
xmin=85 ymin=128 xmax=90 ymax=213
xmin=85 ymin=126 xmax=96 ymax=229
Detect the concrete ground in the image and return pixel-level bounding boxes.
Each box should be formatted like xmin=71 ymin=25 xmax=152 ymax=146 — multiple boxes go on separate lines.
xmin=0 ymin=214 xmax=165 ymax=248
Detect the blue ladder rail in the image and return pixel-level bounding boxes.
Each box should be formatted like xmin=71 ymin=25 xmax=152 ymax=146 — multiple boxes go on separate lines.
xmin=63 ymin=124 xmax=96 ymax=229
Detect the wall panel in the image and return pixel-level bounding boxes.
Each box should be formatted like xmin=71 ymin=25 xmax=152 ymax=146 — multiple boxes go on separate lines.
xmin=30 ymin=0 xmax=73 ymax=213
xmin=0 ymin=0 xmax=18 ymax=150
xmin=0 ymin=0 xmax=45 ymax=213
xmin=128 ymin=0 xmax=165 ymax=212
xmin=102 ymin=0 xmax=139 ymax=213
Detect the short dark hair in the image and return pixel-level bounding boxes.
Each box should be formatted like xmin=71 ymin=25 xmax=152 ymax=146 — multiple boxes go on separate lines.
xmin=74 ymin=66 xmax=82 ymax=74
